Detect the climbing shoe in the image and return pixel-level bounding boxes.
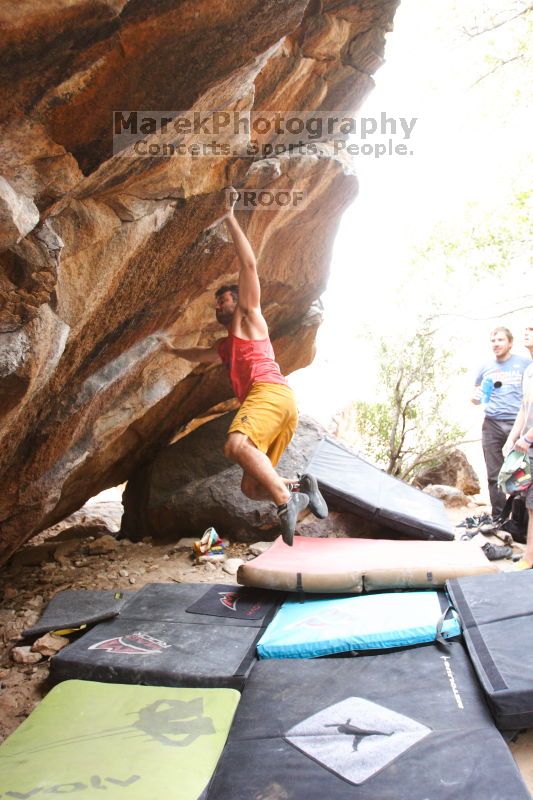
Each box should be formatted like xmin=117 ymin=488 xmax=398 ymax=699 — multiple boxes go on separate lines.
xmin=481 ymin=542 xmax=513 ymax=561
xmin=277 ymin=492 xmax=309 ymax=546
xmin=458 ymin=513 xmax=493 ymax=529
xmin=478 ymin=517 xmax=503 ymax=534
xmin=514 ymin=558 xmax=533 ymax=571
xmin=296 ymin=473 xmax=328 ymax=519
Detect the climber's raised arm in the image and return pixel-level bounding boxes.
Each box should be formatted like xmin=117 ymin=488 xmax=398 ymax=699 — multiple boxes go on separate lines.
xmin=158 ymin=335 xmax=219 ymax=364
xmin=224 ymin=190 xmax=267 ymax=340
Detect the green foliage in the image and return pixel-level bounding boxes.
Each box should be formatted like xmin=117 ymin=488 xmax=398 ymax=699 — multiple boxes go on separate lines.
xmin=414 ymin=187 xmax=532 ymax=279
xmin=351 ymin=401 xmax=392 ymax=467
xmin=350 ymin=326 xmax=466 ymax=482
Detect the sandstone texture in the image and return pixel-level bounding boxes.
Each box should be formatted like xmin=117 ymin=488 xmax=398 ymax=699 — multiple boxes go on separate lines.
xmin=414 ymin=449 xmax=481 ymax=495
xmin=0 ymin=0 xmax=399 ymax=564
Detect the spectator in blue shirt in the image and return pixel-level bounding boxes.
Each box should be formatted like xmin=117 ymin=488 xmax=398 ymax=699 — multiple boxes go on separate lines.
xmin=471 ymin=326 xmax=531 ymax=518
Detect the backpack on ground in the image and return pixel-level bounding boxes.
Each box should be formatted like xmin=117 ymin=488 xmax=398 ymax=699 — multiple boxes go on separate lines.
xmin=498 ymin=493 xmax=528 ymax=544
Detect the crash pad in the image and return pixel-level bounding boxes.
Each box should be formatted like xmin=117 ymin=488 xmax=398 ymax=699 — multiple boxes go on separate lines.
xmin=256 ymin=590 xmax=461 ymax=659
xmin=49 ymin=583 xmax=282 ymax=690
xmin=237 ymin=536 xmax=497 ymax=593
xmin=23 ymin=589 xmax=128 ymax=637
xmin=305 ymin=436 xmax=455 ymax=540
xmin=120 ymin=582 xmax=280 ymax=626
xmin=0 ymin=679 xmax=239 ymax=800
xmin=447 ymin=570 xmax=533 ymax=730
xmin=205 ymin=644 xmax=530 ymax=799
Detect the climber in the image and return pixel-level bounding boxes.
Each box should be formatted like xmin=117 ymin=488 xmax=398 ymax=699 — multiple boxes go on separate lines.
xmin=158 ymin=188 xmax=327 ymax=545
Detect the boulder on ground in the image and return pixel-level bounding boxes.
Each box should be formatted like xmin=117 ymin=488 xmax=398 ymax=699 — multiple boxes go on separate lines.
xmin=415 ymin=450 xmax=480 ymax=495
xmin=422 ymin=484 xmax=475 ymax=508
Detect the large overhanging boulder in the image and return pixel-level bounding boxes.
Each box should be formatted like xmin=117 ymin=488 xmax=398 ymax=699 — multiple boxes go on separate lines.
xmin=0 ymin=0 xmax=399 ymax=564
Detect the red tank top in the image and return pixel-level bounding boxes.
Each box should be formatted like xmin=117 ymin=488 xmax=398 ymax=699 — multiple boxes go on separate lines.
xmin=217 ymin=333 xmax=288 ymax=403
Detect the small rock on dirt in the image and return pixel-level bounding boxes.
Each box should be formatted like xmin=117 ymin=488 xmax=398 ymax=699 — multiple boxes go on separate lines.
xmin=222 ymin=558 xmax=244 ymax=576
xmin=248 ymin=542 xmax=272 ymax=556
xmin=11 ymin=646 xmax=43 ymax=665
xmin=31 ymin=633 xmax=70 ymax=657
xmin=175 ymin=537 xmax=196 ymax=551
xmin=86 ymin=535 xmax=119 ymax=555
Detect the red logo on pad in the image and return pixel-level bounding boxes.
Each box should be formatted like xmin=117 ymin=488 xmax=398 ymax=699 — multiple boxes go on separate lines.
xmin=219 ymin=591 xmax=239 ymax=611
xmin=88 ymin=632 xmax=171 ymax=655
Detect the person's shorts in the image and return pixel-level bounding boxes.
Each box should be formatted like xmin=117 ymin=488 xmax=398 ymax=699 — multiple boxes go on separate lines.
xmin=227 ymin=382 xmax=298 ymax=467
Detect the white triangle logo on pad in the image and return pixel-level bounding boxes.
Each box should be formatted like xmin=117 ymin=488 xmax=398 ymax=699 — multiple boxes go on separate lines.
xmin=285 ymin=697 xmax=431 ymax=785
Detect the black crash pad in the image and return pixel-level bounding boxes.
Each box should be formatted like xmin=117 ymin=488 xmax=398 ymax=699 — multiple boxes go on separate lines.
xmin=49 ymin=583 xmax=281 ymax=690
xmin=23 ymin=589 xmax=128 ymax=637
xmin=205 ymin=643 xmax=530 ymax=800
xmin=447 ymin=570 xmax=533 ymax=730
xmin=120 ymin=582 xmax=280 ymax=626
xmin=306 ymin=437 xmax=454 ymax=540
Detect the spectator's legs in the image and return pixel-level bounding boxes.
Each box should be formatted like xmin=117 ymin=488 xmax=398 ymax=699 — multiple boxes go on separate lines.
xmin=525 ymin=509 xmax=533 ymax=566
xmin=481 ymin=417 xmax=513 ymax=517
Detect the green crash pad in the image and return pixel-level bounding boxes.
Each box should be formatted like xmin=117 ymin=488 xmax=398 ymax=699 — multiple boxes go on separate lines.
xmin=0 ymin=679 xmax=239 ymax=799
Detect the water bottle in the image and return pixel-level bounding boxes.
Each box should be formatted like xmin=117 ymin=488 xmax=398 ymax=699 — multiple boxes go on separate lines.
xmin=481 ymin=377 xmax=494 ymax=404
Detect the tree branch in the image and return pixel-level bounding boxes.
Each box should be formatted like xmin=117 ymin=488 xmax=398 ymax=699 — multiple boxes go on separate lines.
xmin=470 ymin=55 xmax=522 ymax=88
xmin=462 ymin=5 xmax=532 ymax=38
xmin=427 ymin=303 xmax=533 ymax=322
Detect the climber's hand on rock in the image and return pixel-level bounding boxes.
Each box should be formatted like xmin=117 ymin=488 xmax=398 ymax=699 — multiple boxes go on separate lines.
xmin=225 ymin=186 xmax=239 ymax=215
xmin=156 ymin=333 xmax=174 ymax=352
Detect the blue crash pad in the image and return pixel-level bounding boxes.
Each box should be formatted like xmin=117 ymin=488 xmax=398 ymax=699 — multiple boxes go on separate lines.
xmin=257 ymin=590 xmax=460 ymax=659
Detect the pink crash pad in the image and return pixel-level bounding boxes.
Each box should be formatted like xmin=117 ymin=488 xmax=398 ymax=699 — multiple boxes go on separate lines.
xmin=237 ymin=536 xmax=497 ymax=593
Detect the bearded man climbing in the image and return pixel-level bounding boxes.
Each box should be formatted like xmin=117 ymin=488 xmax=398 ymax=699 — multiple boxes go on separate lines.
xmin=159 ymin=188 xmax=327 ymax=545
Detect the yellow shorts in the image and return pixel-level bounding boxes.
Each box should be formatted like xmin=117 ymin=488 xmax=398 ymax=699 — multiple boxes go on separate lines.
xmin=227 ymin=382 xmax=298 ymax=467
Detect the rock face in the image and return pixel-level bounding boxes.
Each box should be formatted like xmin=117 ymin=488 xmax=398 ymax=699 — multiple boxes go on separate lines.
xmin=415 ymin=450 xmax=481 ymax=496
xmin=0 ymin=0 xmax=399 ymax=564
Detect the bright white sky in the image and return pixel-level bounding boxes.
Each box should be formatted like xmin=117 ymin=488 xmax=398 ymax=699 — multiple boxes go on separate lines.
xmin=290 ymin=0 xmax=532 ymax=435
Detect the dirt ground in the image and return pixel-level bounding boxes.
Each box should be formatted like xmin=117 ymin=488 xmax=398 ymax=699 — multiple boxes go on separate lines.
xmin=0 ymin=531 xmax=245 ymax=743
xmin=1 ymin=502 xmax=532 ymax=794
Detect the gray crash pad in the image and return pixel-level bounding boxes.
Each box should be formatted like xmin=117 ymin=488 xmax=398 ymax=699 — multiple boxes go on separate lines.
xmin=447 ymin=570 xmax=533 ymax=730
xmin=49 ymin=583 xmax=282 ymax=690
xmin=306 ymin=437 xmax=454 ymax=540
xmin=205 ymin=643 xmax=530 ymax=799
xmin=23 ymin=589 xmax=128 ymax=637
